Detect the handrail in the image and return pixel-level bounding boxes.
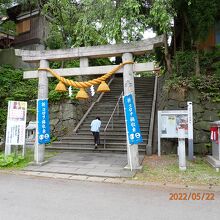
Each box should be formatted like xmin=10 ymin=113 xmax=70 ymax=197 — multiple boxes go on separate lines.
xmin=146 ymin=75 xmax=158 ymax=155
xmin=103 ymin=91 xmax=123 ymax=149
xmin=73 ymin=77 xmax=115 ymax=134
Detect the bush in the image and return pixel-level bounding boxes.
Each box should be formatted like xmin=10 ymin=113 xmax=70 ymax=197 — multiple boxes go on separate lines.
xmin=173 ymin=51 xmax=196 ymax=77
xmin=0 ymin=65 xmax=38 ymax=136
xmin=0 ymin=153 xmax=24 ymax=167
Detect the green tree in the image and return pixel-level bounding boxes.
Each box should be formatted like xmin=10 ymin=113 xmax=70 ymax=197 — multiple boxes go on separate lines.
xmin=80 ymin=0 xmax=148 ymax=43
xmin=149 ymin=0 xmax=220 ymax=74
xmin=41 ymin=0 xmax=107 ymax=48
xmin=0 ymin=65 xmax=38 ymax=136
xmin=0 ymin=0 xmax=16 ymax=35
xmin=149 ymin=0 xmax=175 ymax=73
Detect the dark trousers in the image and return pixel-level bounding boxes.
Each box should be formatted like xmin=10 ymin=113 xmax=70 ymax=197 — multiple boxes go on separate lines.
xmin=92 ymin=132 xmax=100 ymax=145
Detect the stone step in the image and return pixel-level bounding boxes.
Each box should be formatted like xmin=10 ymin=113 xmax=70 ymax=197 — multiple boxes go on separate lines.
xmin=91 ymin=109 xmax=151 ymax=113
xmin=102 ymin=93 xmax=154 ymax=97
xmin=84 ymin=120 xmax=150 ymax=126
xmin=102 ymin=89 xmax=154 ymax=92
xmin=79 ymin=124 xmax=150 ymax=129
xmin=46 ymin=145 xmax=146 ymax=153
xmin=86 ymin=115 xmax=151 ymax=119
xmin=54 ymin=137 xmax=148 ymax=144
xmin=72 ymin=131 xmax=137 ymax=136
xmin=78 ymin=127 xmax=149 ymax=132
xmin=60 ymin=134 xmax=148 ymax=140
xmin=96 ymin=99 xmax=153 ymax=102
xmin=51 ymin=142 xmax=147 ymax=148
xmin=52 ymin=76 xmax=155 ymax=153
xmin=87 ymin=114 xmax=151 ymax=118
xmin=82 ymin=120 xmax=150 ymax=125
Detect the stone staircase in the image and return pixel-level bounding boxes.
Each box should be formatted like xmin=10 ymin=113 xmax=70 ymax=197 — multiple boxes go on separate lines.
xmin=47 ymin=76 xmax=155 ymax=153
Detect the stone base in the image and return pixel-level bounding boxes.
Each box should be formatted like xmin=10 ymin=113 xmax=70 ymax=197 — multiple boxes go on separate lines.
xmin=206 ymin=156 xmax=220 ymax=172
xmin=29 ymin=160 xmax=49 ymax=166
xmin=179 ymin=167 xmax=186 ymax=171
xmin=124 ymin=164 xmax=142 ymax=171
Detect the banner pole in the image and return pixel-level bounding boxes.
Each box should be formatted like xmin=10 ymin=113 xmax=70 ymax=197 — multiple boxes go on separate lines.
xmin=123 ymin=96 xmax=133 ymax=171
xmin=35 ymin=99 xmax=39 ymax=164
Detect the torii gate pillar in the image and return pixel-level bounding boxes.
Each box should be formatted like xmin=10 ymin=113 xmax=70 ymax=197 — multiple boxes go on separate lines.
xmin=122 ymin=53 xmax=140 ymax=170
xmin=34 ymin=59 xmax=49 ymax=164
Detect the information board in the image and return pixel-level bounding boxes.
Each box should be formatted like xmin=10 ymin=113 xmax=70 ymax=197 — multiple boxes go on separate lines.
xmin=157 ymin=103 xmax=193 ymax=157
xmin=159 ymin=110 xmax=188 ymax=138
xmin=5 ymin=101 xmax=27 ymax=145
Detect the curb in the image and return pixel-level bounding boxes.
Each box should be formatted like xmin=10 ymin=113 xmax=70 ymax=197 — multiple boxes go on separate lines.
xmin=1 ymin=169 xmax=220 ymax=192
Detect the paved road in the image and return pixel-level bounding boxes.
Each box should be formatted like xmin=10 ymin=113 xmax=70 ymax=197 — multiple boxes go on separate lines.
xmin=0 ymin=173 xmax=219 ymax=220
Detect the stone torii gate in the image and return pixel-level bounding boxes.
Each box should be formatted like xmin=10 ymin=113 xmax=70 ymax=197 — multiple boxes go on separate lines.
xmin=16 ymin=35 xmax=164 ymax=169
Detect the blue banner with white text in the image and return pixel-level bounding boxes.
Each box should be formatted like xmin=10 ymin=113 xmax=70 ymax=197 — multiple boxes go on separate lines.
xmin=37 ymin=99 xmax=50 ymax=144
xmin=123 ymin=94 xmax=143 ymax=145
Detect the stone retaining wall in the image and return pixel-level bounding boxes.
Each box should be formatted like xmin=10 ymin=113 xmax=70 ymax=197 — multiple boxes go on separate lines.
xmin=157 ymin=76 xmax=218 ymax=155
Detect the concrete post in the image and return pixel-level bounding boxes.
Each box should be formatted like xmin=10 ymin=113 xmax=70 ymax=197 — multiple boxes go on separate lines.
xmin=178 ymin=128 xmax=186 ymax=171
xmin=34 ymin=59 xmax=49 ymax=164
xmin=5 ymin=144 xmax=11 ymax=156
xmin=122 ymin=53 xmax=140 ymax=170
xmin=80 ymin=57 xmax=89 ymax=81
xmin=187 ymin=102 xmax=194 ymax=161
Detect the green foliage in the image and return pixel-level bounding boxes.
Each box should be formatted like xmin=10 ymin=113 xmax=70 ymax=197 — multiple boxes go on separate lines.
xmin=81 ymin=0 xmax=147 ymax=43
xmin=149 ymin=0 xmax=175 ymax=33
xmin=201 ymin=47 xmax=220 ymax=76
xmin=42 ymin=0 xmax=106 ymax=48
xmin=45 ymin=27 xmax=65 ymax=49
xmin=166 ymin=75 xmax=220 ymax=102
xmin=0 ymin=148 xmax=58 ymax=169
xmin=27 ymin=108 xmax=36 ymax=114
xmin=168 ymin=48 xmax=220 ymax=99
xmin=135 ymin=155 xmax=220 ymax=185
xmin=0 ymin=20 xmax=16 ymax=35
xmin=173 ymin=51 xmax=196 ymax=77
xmin=0 ymin=153 xmax=24 ymax=167
xmin=42 ymin=0 xmax=149 ymax=48
xmin=89 ymin=58 xmax=112 ymax=66
xmin=188 ymin=0 xmax=219 ymax=42
xmin=0 ymin=0 xmax=14 ymax=15
xmin=50 ymin=136 xmax=58 ymax=142
xmin=173 ymin=47 xmax=220 ymax=77
xmin=0 ymin=65 xmax=38 ymax=135
xmin=165 ymin=75 xmax=191 ymax=91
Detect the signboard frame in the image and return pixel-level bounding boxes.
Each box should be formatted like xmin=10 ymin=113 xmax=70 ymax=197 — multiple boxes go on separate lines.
xmin=158 ymin=102 xmax=193 ymax=158
xmin=5 ymin=101 xmax=27 ymax=156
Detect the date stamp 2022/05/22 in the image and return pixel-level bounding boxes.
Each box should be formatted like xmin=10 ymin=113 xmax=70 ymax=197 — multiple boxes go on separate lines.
xmin=169 ymin=192 xmax=215 ymax=201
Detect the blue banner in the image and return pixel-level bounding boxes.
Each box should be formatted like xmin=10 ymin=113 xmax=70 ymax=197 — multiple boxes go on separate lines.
xmin=123 ymin=94 xmax=143 ymax=145
xmin=37 ymin=99 xmax=50 ymax=144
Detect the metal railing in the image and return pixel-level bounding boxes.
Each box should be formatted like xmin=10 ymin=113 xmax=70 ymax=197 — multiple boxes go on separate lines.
xmin=73 ymin=77 xmax=115 ymax=134
xmin=103 ymin=91 xmax=123 ymax=149
xmin=146 ymin=75 xmax=158 ymax=155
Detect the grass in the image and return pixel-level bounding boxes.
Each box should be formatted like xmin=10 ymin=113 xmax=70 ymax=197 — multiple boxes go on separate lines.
xmin=134 ymin=155 xmax=220 ymax=186
xmin=0 ymin=148 xmax=58 ymax=170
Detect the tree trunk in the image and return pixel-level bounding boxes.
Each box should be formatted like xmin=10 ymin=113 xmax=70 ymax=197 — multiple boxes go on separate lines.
xmin=164 ymin=33 xmax=172 ymax=74
xmin=173 ymin=20 xmax=177 ymax=56
xmin=195 ymin=48 xmax=200 ymax=76
xmin=181 ymin=21 xmax=184 ymax=51
xmin=183 ymin=11 xmax=193 ymax=49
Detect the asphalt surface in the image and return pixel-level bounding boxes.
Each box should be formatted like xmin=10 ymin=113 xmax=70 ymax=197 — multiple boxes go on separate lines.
xmin=0 ymin=173 xmax=219 ymax=220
